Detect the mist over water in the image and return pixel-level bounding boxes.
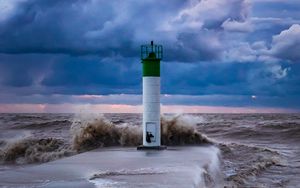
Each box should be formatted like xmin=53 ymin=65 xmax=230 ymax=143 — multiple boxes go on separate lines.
xmin=0 ymin=113 xmax=300 ymax=187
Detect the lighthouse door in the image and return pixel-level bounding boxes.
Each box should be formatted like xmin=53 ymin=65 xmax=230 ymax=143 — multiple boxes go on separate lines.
xmin=146 ymin=122 xmax=156 ymax=143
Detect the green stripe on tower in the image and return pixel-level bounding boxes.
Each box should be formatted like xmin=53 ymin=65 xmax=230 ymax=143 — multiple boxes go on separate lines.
xmin=142 ymin=59 xmax=160 ymax=77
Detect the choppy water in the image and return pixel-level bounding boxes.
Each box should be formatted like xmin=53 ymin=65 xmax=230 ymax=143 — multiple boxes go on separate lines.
xmin=0 ymin=113 xmax=299 ymax=187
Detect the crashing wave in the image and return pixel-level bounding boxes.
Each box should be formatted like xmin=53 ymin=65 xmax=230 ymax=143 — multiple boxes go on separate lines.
xmin=71 ymin=115 xmax=142 ymax=152
xmin=71 ymin=114 xmax=211 ymax=152
xmin=0 ymin=114 xmax=211 ymax=164
xmin=0 ymin=138 xmax=73 ymax=164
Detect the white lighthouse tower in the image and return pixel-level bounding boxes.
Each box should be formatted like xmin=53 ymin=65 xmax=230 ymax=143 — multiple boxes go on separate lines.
xmin=138 ymin=41 xmax=166 ymax=150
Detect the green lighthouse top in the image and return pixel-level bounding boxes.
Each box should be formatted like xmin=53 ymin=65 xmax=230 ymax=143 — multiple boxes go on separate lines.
xmin=141 ymin=41 xmax=163 ymax=60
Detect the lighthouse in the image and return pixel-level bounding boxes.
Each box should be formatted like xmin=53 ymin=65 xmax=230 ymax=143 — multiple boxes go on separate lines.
xmin=138 ymin=41 xmax=166 ymax=150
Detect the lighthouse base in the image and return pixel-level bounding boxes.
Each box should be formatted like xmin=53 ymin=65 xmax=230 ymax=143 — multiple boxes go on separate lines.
xmin=137 ymin=145 xmax=167 ymax=150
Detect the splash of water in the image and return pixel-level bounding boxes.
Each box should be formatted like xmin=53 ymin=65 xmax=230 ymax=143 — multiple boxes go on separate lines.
xmin=161 ymin=115 xmax=211 ymax=146
xmin=0 ymin=138 xmax=73 ymax=164
xmin=71 ymin=114 xmax=142 ymax=152
xmin=0 ymin=114 xmax=211 ymax=164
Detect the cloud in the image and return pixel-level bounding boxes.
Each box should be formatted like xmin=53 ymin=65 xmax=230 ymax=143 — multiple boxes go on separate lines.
xmin=269 ymin=24 xmax=300 ymax=62
xmin=1 ymin=53 xmax=297 ymax=98
xmin=0 ymin=54 xmax=52 ymax=87
xmin=222 ymin=19 xmax=253 ymax=32
xmin=171 ymin=0 xmax=250 ymax=30
xmin=0 ymin=0 xmax=300 ymax=110
xmin=268 ymin=64 xmax=291 ymax=79
xmin=0 ymin=0 xmax=21 ymax=22
xmin=252 ymin=1 xmax=300 ymax=19
xmin=0 ymin=0 xmax=252 ymax=62
xmin=224 ymin=42 xmax=258 ymax=62
xmin=222 ymin=24 xmax=300 ymax=63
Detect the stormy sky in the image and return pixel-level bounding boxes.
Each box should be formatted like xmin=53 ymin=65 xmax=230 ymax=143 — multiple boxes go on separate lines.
xmin=0 ymin=0 xmax=300 ymax=113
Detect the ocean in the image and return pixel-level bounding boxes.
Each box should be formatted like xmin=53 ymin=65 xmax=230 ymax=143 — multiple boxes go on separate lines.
xmin=0 ymin=113 xmax=299 ymax=187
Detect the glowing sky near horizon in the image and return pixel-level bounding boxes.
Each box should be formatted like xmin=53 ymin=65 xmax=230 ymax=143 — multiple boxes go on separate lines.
xmin=0 ymin=0 xmax=300 ymax=113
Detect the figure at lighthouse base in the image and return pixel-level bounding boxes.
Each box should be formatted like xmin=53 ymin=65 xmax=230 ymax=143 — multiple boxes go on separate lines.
xmin=137 ymin=121 xmax=166 ymax=150
xmin=137 ymin=121 xmax=167 ymax=150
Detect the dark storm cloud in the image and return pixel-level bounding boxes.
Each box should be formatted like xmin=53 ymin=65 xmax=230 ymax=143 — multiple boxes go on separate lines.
xmin=0 ymin=52 xmax=300 ymax=108
xmin=0 ymin=54 xmax=141 ymax=95
xmin=0 ymin=0 xmax=299 ymax=63
xmin=41 ymin=56 xmax=141 ymax=95
xmin=1 ymin=54 xmax=299 ymax=96
xmin=0 ymin=0 xmax=252 ymax=62
xmin=0 ymin=0 xmax=300 ymax=109
xmin=162 ymin=61 xmax=299 ymax=97
xmin=0 ymin=0 xmax=119 ymax=55
xmin=0 ymin=54 xmax=53 ymax=87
